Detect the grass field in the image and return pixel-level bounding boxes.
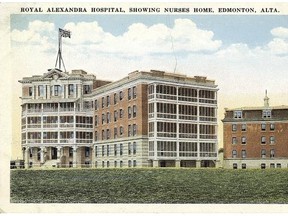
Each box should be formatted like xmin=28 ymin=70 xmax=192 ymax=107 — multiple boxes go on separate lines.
xmin=10 ymin=168 xmax=288 ymax=203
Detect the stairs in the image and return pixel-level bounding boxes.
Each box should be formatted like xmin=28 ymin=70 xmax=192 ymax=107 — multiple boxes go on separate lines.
xmin=42 ymin=159 xmax=59 ymax=168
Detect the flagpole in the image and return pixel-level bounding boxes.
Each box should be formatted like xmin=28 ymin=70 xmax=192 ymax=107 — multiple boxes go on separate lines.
xmin=55 ymin=28 xmax=70 ymax=72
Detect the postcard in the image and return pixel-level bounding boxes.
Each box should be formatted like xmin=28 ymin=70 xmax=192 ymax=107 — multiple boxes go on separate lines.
xmin=1 ymin=1 xmax=288 ymax=213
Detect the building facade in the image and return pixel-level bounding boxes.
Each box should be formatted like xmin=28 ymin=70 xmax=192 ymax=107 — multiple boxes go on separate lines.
xmin=19 ymin=69 xmax=219 ymax=168
xmin=222 ymin=93 xmax=288 ymax=169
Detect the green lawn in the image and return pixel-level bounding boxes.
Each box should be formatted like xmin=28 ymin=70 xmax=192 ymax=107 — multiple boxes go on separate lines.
xmin=10 ymin=168 xmax=288 ymax=203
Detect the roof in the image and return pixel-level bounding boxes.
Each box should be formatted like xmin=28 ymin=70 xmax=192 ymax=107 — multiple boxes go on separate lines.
xmin=225 ymin=105 xmax=288 ymax=111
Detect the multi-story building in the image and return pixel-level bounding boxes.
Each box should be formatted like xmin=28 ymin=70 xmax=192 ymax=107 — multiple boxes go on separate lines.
xmin=222 ymin=92 xmax=288 ymax=169
xmin=19 ymin=68 xmax=219 ymax=168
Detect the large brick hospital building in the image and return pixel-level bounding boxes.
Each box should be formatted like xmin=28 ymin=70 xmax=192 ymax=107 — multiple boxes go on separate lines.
xmin=19 ymin=69 xmax=219 ymax=168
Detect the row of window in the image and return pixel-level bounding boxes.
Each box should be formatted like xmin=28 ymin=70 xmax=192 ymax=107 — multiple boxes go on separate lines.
xmin=148 ymin=85 xmax=216 ymax=99
xmin=232 ymin=136 xmax=275 ymax=145
xmin=95 ymin=106 xmax=137 ymax=126
xmin=30 ymin=84 xmax=90 ymax=97
xmin=233 ymin=110 xmax=272 ymax=119
xmin=94 ymin=86 xmax=137 ymax=110
xmin=231 ymin=149 xmax=275 ymax=158
xmin=95 ymin=124 xmax=137 ymax=141
xmin=95 ymin=142 xmax=137 ymax=157
xmin=233 ymin=163 xmax=282 ymax=169
xmin=232 ymin=123 xmax=275 ymax=131
xmin=97 ymin=160 xmax=137 ymax=168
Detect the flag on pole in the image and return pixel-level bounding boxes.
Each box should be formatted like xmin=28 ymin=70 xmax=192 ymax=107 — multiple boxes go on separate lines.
xmin=59 ymin=28 xmax=71 ymax=38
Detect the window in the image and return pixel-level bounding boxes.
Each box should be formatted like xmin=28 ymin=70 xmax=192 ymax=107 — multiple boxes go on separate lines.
xmin=128 ymin=88 xmax=132 ymax=100
xmin=69 ymin=147 xmax=73 ymax=157
xmin=85 ymin=147 xmax=90 ymax=157
xmin=128 ymin=142 xmax=131 ymax=155
xmin=270 ymin=149 xmax=275 ymax=158
xmin=241 ymin=136 xmax=246 ymax=144
xmin=133 ymin=86 xmax=137 ymax=99
xmin=242 ymin=164 xmax=246 ymax=169
xmin=54 ymin=85 xmax=61 ymax=96
xmin=106 ymin=95 xmax=110 ymax=107
xmin=119 ymin=91 xmax=124 ymax=100
xmin=107 ymin=145 xmax=110 ymax=156
xmin=133 ymin=142 xmax=136 ymax=155
xmin=102 ymin=130 xmax=105 ymax=140
xmin=29 ymin=87 xmax=33 ymax=96
xmin=233 ymin=111 xmax=242 ymax=119
xmin=277 ymin=163 xmax=281 ymax=168
xmin=114 ymin=161 xmax=117 ymax=168
xmin=261 ymin=136 xmax=266 ymax=144
xmin=106 ymin=129 xmax=110 ymax=140
xmin=38 ymin=85 xmax=44 ymax=97
xmin=232 ymin=124 xmax=237 ymax=131
xmin=120 ymin=126 xmax=124 ymax=136
xmin=114 ymin=127 xmax=117 ymax=139
xmin=233 ymin=163 xmax=237 ymax=169
xmin=83 ymin=85 xmax=91 ymax=94
xmin=120 ymin=160 xmax=123 ymax=167
xmin=114 ymin=93 xmax=117 ymax=104
xmin=270 ymin=163 xmax=275 ymax=168
xmin=102 ymin=97 xmax=105 ymax=108
xmin=261 ymin=163 xmax=266 ymax=169
xmin=133 ymin=124 xmax=137 ymax=136
xmin=114 ymin=110 xmax=118 ymax=122
xmin=133 ymin=160 xmax=137 ymax=167
xmin=263 ymin=110 xmax=271 ymax=118
xmin=102 ymin=146 xmax=105 ymax=157
xmin=128 ymin=106 xmax=132 ymax=119
xmin=120 ymin=109 xmax=124 ymax=118
xmin=261 ymin=149 xmax=266 ymax=158
xmin=270 ymin=136 xmax=275 ymax=144
xmin=107 ymin=161 xmax=110 ymax=168
xmin=102 ymin=161 xmax=105 ymax=168
xmin=95 ymin=146 xmax=98 ymax=157
xmin=95 ymin=99 xmax=98 ymax=110
xmin=128 ymin=125 xmax=132 ymax=137
xmin=68 ymin=84 xmax=74 ymax=96
xmin=102 ymin=114 xmax=105 ymax=124
xmin=232 ymin=137 xmax=237 ymax=145
xmin=241 ymin=124 xmax=246 ymax=131
xmin=114 ymin=144 xmax=117 ymax=156
xmin=107 ymin=112 xmax=110 ymax=123
xmin=120 ymin=143 xmax=123 ymax=156
xmin=241 ymin=150 xmax=246 ymax=158
xmin=133 ymin=105 xmax=137 ymax=118
xmin=128 ymin=160 xmax=132 ymax=167
xmin=261 ymin=123 xmax=266 ymax=131
xmin=94 ymin=115 xmax=98 ymax=126
xmin=270 ymin=123 xmax=275 ymax=131
xmin=232 ymin=150 xmax=237 ymax=158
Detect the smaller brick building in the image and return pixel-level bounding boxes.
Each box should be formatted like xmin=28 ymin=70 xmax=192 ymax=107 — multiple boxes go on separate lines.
xmin=222 ymin=92 xmax=288 ymax=169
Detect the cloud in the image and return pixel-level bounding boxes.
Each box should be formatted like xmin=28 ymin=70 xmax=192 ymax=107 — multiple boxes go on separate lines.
xmin=271 ymin=27 xmax=288 ymax=39
xmin=268 ymin=38 xmax=288 ymax=55
xmin=61 ymin=19 xmax=222 ymax=56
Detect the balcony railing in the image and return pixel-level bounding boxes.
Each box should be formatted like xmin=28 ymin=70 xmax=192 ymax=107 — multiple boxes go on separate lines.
xmin=200 ymin=134 xmax=217 ymax=139
xmin=200 ymin=152 xmax=217 ymax=157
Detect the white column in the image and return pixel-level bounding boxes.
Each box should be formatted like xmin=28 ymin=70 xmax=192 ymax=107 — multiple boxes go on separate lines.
xmin=197 ymin=89 xmax=200 ymax=160
xmin=175 ymin=160 xmax=181 ymax=168
xmin=57 ymin=146 xmax=62 ymax=168
xmin=24 ymin=147 xmax=29 ymax=168
xmin=73 ymin=146 xmax=78 ymax=168
xmin=153 ymin=160 xmax=158 ymax=168
xmin=91 ymin=146 xmax=95 ymax=168
xmin=47 ymin=85 xmax=50 ymax=99
xmin=40 ymin=147 xmax=44 ymax=163
xmin=196 ymin=160 xmax=201 ymax=168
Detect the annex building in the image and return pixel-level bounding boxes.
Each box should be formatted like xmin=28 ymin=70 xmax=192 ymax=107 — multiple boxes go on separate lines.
xmin=19 ymin=68 xmax=219 ymax=168
xmin=222 ymin=92 xmax=288 ymax=169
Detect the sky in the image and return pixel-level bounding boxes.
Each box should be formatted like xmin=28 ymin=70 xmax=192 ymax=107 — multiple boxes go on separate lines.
xmin=10 ymin=13 xmax=288 ymax=158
